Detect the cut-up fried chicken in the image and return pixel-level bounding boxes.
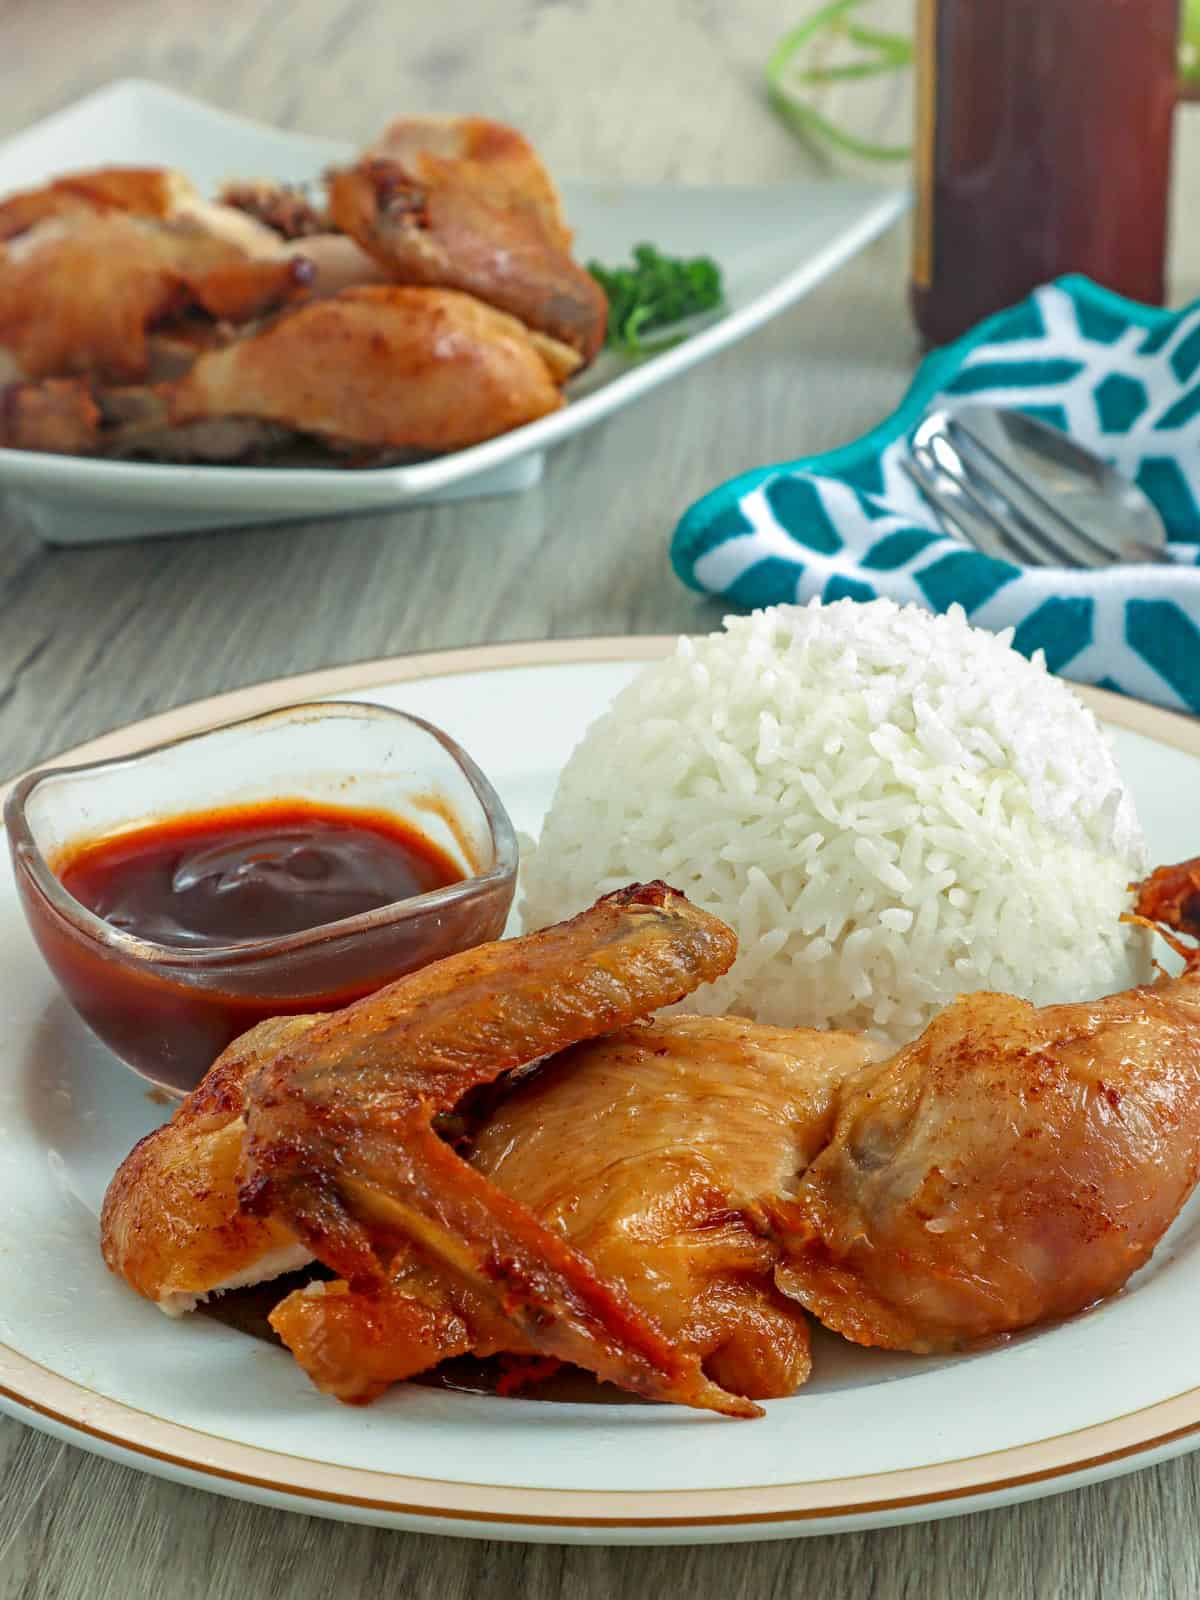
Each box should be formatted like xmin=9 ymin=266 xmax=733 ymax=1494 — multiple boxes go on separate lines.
xmin=102 ymin=285 xmax=566 ymax=455
xmin=0 ymin=165 xmax=303 ymax=258
xmin=327 ymin=116 xmax=606 ymax=362
xmin=254 ymin=862 xmax=1200 ymax=1400
xmin=240 ymin=883 xmax=751 ymax=1416
xmin=100 ymin=1014 xmax=319 ymax=1314
xmin=0 ymin=210 xmax=313 ymax=383
xmin=103 ymin=860 xmax=1200 ymax=1421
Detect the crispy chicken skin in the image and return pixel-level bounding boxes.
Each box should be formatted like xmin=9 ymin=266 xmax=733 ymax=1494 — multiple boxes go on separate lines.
xmin=268 ymin=1016 xmax=879 ymax=1404
xmin=471 ymin=1016 xmax=881 ymax=1398
xmin=770 ymin=962 xmax=1200 ymax=1355
xmin=268 ymin=1258 xmax=509 ymax=1404
xmin=326 ymin=135 xmax=606 ymax=362
xmin=0 ymin=212 xmax=313 ymax=383
xmin=0 ymin=166 xmax=187 ymax=241
xmin=100 ymin=1015 xmax=319 ymax=1313
xmin=365 ymin=117 xmax=572 ymax=245
xmin=105 ymin=286 xmax=566 ymax=455
xmin=241 ymin=882 xmax=750 ymax=1416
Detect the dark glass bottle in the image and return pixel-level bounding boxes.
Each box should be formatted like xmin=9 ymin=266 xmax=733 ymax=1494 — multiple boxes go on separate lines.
xmin=911 ymin=0 xmax=1179 ymax=346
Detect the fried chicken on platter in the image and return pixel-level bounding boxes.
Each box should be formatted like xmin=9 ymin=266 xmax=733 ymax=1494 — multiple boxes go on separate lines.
xmin=0 ymin=117 xmax=603 ymax=463
xmin=102 ymin=865 xmax=1200 ymax=1418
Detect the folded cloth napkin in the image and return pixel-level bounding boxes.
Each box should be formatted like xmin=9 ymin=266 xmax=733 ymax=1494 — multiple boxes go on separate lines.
xmin=671 ymin=275 xmax=1200 ymax=713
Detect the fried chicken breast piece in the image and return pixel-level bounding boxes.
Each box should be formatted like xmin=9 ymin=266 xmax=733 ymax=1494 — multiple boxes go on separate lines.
xmin=326 ymin=118 xmax=606 ymax=362
xmin=104 ymin=285 xmax=565 ymax=455
xmin=472 ymin=1016 xmax=880 ymax=1400
xmin=770 ymin=929 xmax=1200 ymax=1354
xmin=241 ymin=883 xmax=751 ymax=1416
xmin=100 ymin=1015 xmax=319 ymax=1314
xmin=272 ymin=1014 xmax=879 ymax=1406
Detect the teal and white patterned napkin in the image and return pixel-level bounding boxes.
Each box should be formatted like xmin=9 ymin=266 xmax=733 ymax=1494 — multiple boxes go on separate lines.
xmin=671 ymin=276 xmax=1200 ymax=713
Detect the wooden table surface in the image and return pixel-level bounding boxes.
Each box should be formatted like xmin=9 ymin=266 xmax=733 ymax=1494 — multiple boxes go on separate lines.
xmin=4 ymin=3 xmax=1200 ymax=1594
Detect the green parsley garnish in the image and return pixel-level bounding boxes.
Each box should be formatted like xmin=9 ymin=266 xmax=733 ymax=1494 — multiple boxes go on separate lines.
xmin=587 ymin=244 xmax=724 ymax=355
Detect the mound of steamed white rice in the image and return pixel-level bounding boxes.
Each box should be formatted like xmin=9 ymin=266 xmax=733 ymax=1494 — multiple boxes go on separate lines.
xmin=522 ymin=600 xmax=1151 ymax=1044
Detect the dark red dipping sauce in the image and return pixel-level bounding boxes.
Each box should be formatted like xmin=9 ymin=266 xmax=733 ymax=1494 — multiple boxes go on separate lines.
xmin=32 ymin=799 xmax=489 ymax=1095
xmin=57 ymin=800 xmax=462 ymax=948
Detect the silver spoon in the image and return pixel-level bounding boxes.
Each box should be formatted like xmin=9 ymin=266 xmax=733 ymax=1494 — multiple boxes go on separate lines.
xmin=905 ymin=403 xmax=1172 ymax=567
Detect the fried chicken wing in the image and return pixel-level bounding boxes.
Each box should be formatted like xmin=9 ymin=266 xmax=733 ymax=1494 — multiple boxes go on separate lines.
xmin=241 ymin=883 xmax=750 ymax=1415
xmin=268 ymin=1251 xmax=531 ymax=1403
xmin=769 ymin=943 xmax=1200 ymax=1353
xmin=100 ymin=1014 xmax=319 ymax=1314
xmin=326 ymin=119 xmax=606 ymax=362
xmin=103 ymin=285 xmax=565 ymax=455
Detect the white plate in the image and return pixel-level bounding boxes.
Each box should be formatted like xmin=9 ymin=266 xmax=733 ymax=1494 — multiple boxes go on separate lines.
xmin=3 ymin=638 xmax=1199 ymax=1546
xmin=0 ymin=81 xmax=905 ymax=545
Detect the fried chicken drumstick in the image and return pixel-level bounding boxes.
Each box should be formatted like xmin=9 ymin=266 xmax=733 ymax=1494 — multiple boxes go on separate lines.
xmin=105 ymin=286 xmax=567 ymax=456
xmin=3 ymin=287 xmax=567 ymax=457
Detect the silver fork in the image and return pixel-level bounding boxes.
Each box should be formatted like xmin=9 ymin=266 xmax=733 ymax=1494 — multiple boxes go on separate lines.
xmin=904 ymin=404 xmax=1173 ymax=567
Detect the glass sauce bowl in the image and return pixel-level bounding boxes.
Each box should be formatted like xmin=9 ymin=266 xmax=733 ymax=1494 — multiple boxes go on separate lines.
xmin=4 ymin=701 xmax=518 ymax=1096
